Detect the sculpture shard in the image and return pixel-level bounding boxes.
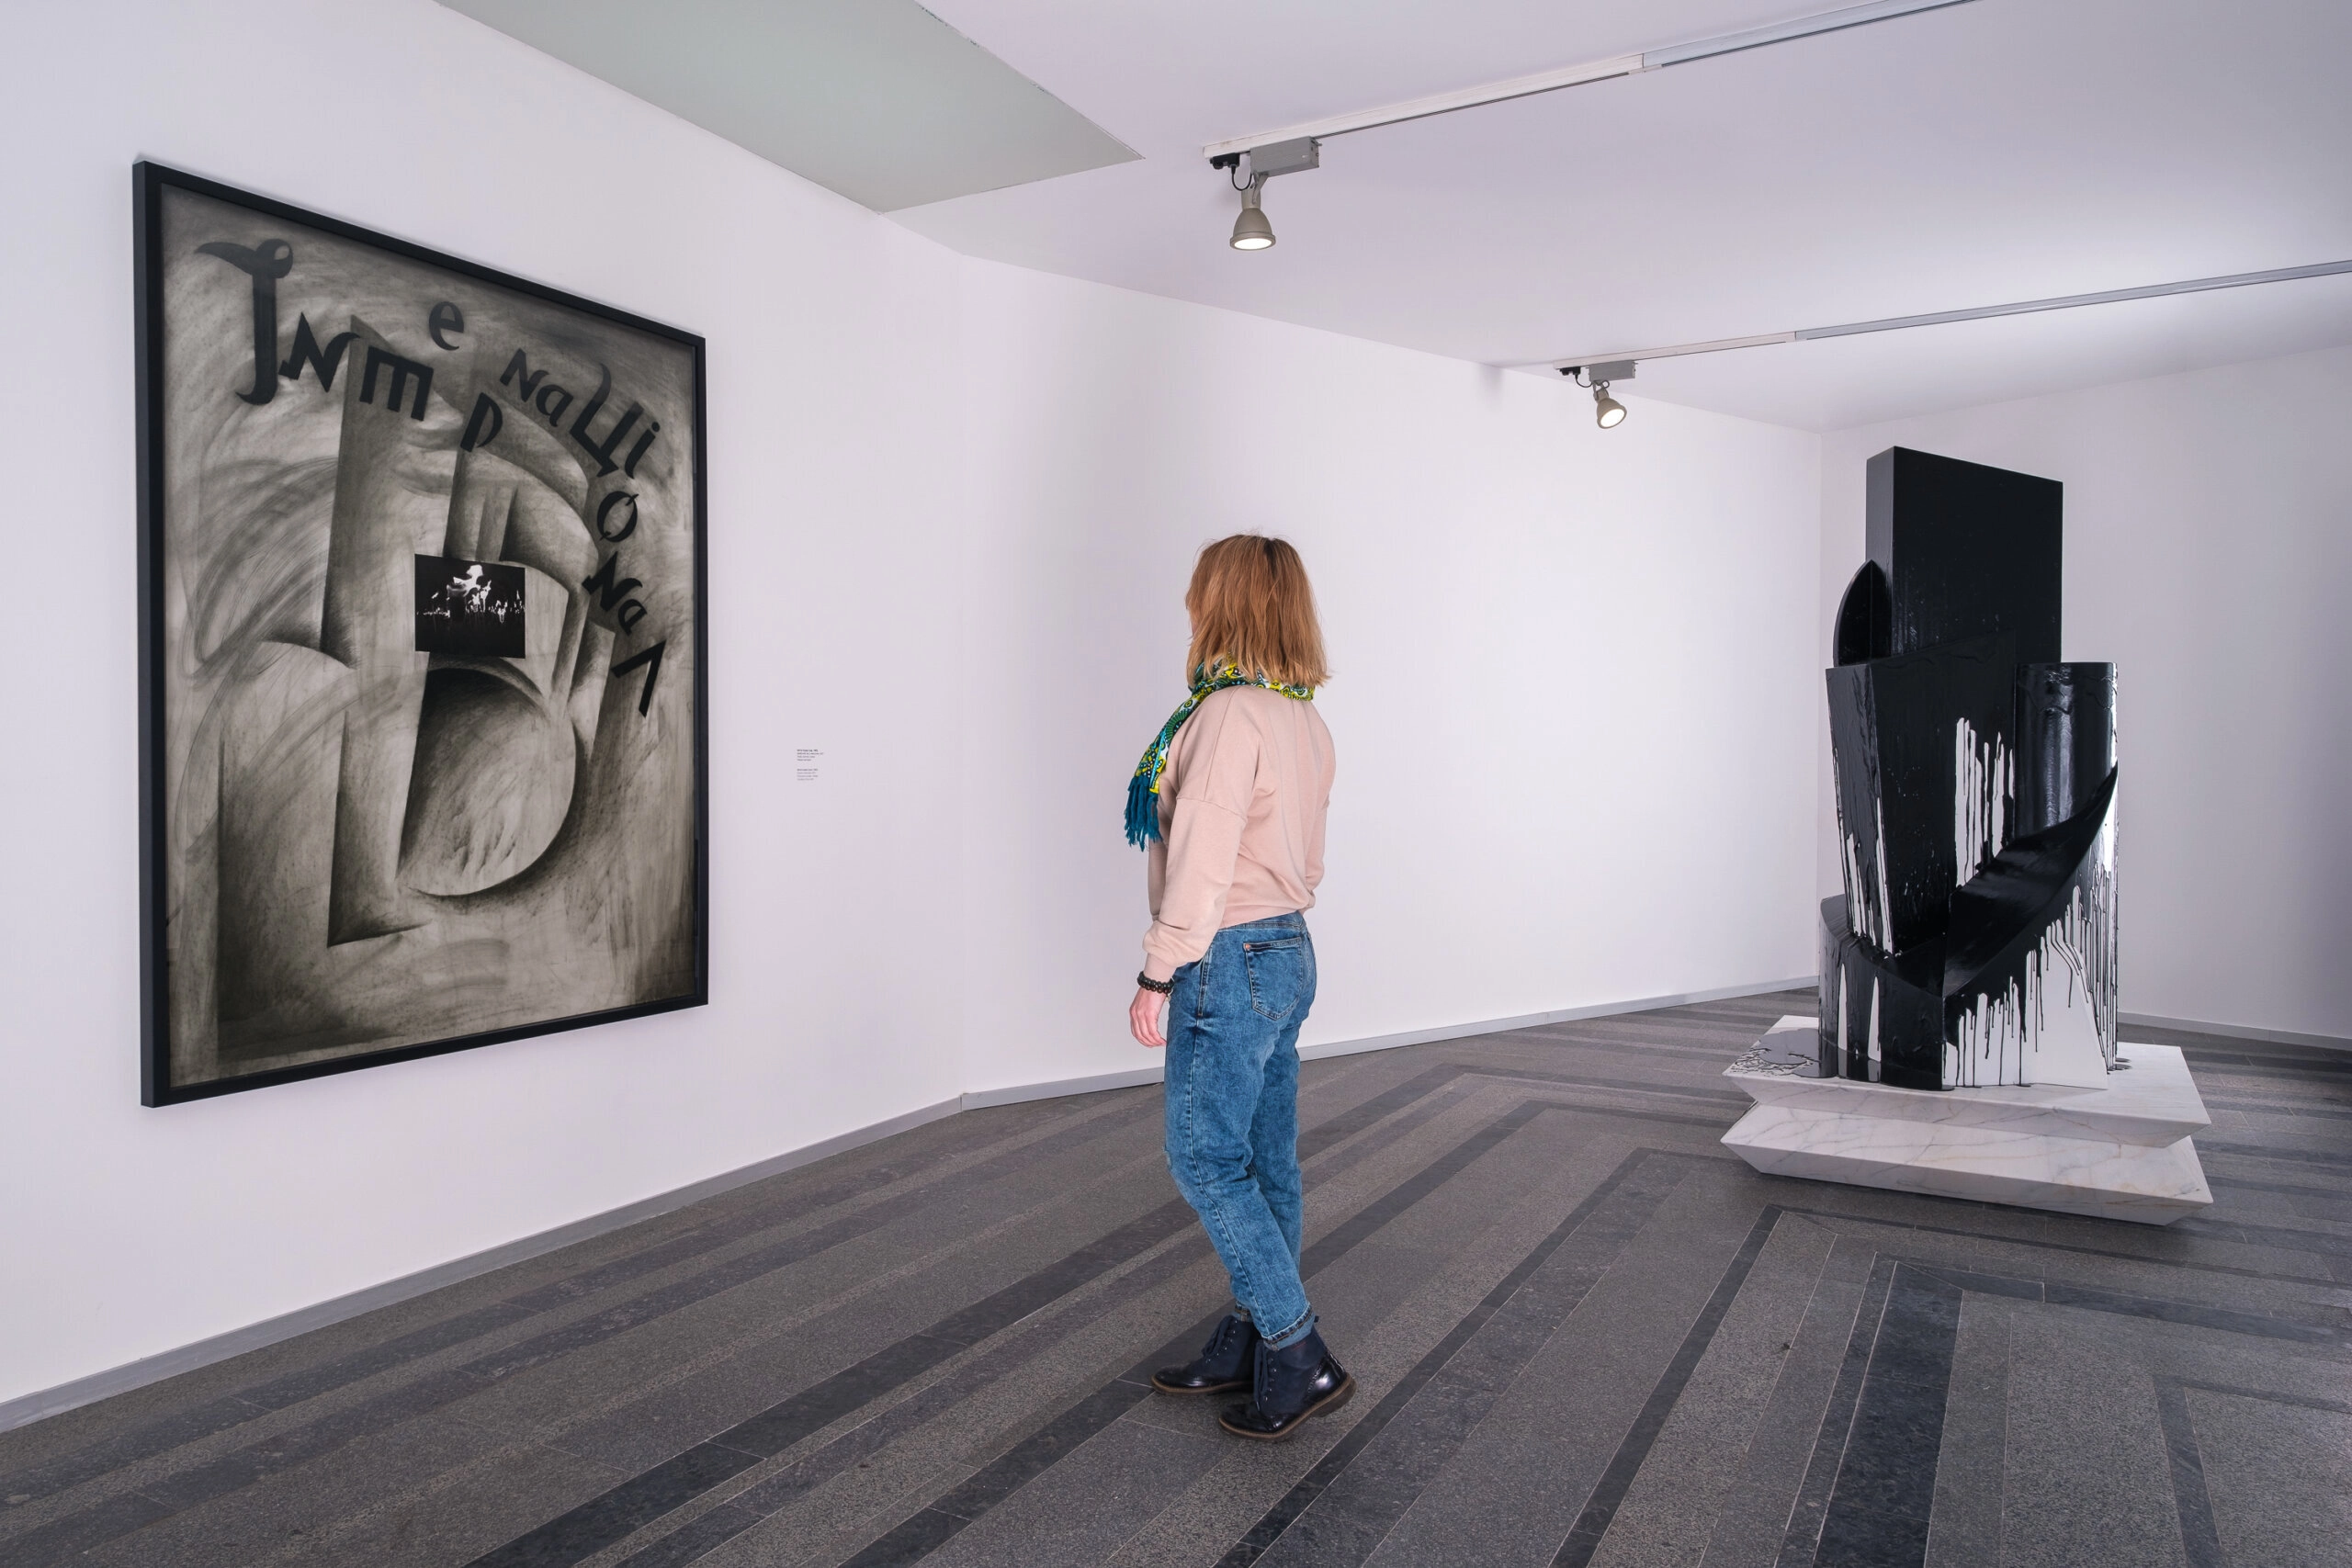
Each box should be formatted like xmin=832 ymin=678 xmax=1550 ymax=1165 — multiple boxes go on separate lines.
xmin=1817 ymin=448 xmax=2119 ymax=1089
xmin=1818 ymin=894 xmax=1945 ymax=1089
xmin=1826 ymin=632 xmax=2016 ymax=956
xmin=2014 ymin=661 xmax=2116 ymax=835
xmin=1942 ymin=766 xmax=2117 ymax=1088
xmin=1866 ymin=446 xmax=2062 ymax=664
xmin=1831 ymin=558 xmax=1891 ymax=665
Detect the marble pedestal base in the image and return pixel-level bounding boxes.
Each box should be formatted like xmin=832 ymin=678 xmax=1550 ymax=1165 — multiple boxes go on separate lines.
xmin=1721 ymin=1017 xmax=2212 ymax=1225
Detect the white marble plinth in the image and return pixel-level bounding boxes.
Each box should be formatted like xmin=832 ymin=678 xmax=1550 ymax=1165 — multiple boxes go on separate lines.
xmin=1721 ymin=1017 xmax=2213 ymax=1224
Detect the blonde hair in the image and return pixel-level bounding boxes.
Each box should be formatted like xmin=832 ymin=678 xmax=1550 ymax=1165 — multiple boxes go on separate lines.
xmin=1184 ymin=535 xmax=1329 ymax=688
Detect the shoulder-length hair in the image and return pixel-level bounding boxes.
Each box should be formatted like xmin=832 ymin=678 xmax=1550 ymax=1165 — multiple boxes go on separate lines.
xmin=1184 ymin=534 xmax=1329 ymax=688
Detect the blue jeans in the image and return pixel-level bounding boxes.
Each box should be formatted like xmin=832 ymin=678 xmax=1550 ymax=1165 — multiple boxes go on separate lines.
xmin=1163 ymin=912 xmax=1317 ymax=1348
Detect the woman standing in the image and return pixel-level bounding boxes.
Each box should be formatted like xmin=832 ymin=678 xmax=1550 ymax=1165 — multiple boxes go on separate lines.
xmin=1126 ymin=535 xmax=1349 ymax=1441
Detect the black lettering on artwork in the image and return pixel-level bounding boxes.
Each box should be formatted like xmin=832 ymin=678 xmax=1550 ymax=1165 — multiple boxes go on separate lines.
xmin=594 ymin=491 xmax=639 ymax=542
xmin=609 ymin=639 xmax=666 ymax=716
xmin=196 ymin=238 xmax=295 ymax=405
xmin=277 ymin=314 xmax=356 ymax=390
xmin=616 ymin=600 xmax=647 ymax=633
xmin=499 ymin=349 xmax=548 ymax=400
xmin=427 ymin=300 xmax=466 ymax=350
xmin=359 ymin=345 xmax=434 ymax=421
xmin=568 ymin=363 xmax=649 ymax=478
xmin=460 ymin=392 xmax=504 ymax=453
xmin=581 ymin=552 xmax=642 ymax=612
xmin=534 ymin=382 xmax=574 ymax=424
xmin=623 ymin=418 xmax=662 ymax=478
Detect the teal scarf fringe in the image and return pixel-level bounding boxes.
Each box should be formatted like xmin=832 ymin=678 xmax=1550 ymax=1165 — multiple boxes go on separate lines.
xmin=1125 ymin=666 xmax=1315 ymax=848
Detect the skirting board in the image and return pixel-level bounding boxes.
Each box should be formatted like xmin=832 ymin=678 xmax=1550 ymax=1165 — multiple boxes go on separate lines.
xmin=956 ymin=975 xmax=1822 ymax=1110
xmin=2120 ymin=1011 xmax=2350 ymax=1054
xmin=0 ymin=1096 xmax=962 ymax=1434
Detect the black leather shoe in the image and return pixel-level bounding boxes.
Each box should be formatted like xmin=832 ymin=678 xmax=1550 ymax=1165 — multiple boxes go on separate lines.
xmin=1151 ymin=1314 xmax=1260 ymax=1395
xmin=1218 ymin=1328 xmax=1353 ymax=1440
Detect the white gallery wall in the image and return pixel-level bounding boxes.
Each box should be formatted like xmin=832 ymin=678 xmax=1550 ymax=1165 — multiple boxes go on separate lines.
xmin=956 ymin=261 xmax=1823 ymax=1096
xmin=0 ymin=0 xmax=976 ymax=1412
xmin=1 ymin=0 xmax=1826 ymax=1412
xmin=1818 ymin=344 xmax=2352 ymax=1042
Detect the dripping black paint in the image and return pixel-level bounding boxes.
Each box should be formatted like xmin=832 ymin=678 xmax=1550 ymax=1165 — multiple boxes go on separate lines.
xmin=1817 ymin=447 xmax=2120 ymax=1089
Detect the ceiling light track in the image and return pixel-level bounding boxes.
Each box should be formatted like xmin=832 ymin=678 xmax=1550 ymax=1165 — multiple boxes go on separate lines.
xmin=1542 ymin=258 xmax=2352 ymax=376
xmin=1200 ymin=0 xmax=1978 ymax=161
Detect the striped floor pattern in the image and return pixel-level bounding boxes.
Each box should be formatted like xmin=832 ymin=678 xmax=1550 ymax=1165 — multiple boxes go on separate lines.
xmin=4 ymin=990 xmax=2347 ymax=1568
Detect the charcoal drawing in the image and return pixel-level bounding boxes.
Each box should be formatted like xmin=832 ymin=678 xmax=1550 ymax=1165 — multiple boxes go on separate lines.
xmin=136 ymin=164 xmax=707 ymax=1104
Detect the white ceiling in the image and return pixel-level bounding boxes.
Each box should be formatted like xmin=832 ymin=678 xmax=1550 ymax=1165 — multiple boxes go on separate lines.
xmin=892 ymin=0 xmax=2352 ymax=429
xmin=450 ymin=0 xmax=2352 ymax=429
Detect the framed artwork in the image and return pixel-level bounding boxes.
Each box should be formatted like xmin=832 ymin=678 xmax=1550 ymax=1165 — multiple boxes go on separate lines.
xmin=134 ymin=163 xmax=707 ymax=1105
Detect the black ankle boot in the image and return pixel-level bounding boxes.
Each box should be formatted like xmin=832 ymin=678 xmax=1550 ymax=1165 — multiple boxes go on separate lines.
xmin=1151 ymin=1314 xmax=1260 ymax=1395
xmin=1218 ymin=1327 xmax=1353 ymax=1439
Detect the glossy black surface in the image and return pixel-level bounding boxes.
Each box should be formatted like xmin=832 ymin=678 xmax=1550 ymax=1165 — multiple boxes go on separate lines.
xmin=1819 ymin=765 xmax=2121 ymax=1092
xmin=1821 ymin=449 xmax=2117 ymax=1088
xmin=1817 ymin=896 xmax=1947 ymax=1089
xmin=1149 ymin=1314 xmax=1257 ymax=1395
xmin=1833 ymin=560 xmax=1893 ymax=666
xmin=1867 ymin=446 xmax=2062 ymax=666
xmin=1826 ymin=633 xmax=2016 ymax=956
xmin=1943 ymin=769 xmax=2117 ymax=992
xmin=2013 ymin=663 xmax=2117 ymax=837
xmin=1218 ymin=1332 xmax=1355 ymax=1440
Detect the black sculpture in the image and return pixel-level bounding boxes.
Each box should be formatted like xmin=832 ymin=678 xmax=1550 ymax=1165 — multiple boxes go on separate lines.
xmin=1818 ymin=448 xmax=2118 ymax=1091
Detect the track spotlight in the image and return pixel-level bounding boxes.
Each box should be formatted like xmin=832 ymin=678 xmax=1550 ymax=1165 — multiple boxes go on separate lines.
xmin=1563 ymin=360 xmax=1634 ymax=430
xmin=1231 ymin=179 xmax=1274 ymax=251
xmin=1213 ymin=139 xmax=1317 ymax=251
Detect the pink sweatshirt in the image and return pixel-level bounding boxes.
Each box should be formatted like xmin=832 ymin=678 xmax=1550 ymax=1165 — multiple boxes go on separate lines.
xmin=1142 ymin=685 xmax=1336 ymax=981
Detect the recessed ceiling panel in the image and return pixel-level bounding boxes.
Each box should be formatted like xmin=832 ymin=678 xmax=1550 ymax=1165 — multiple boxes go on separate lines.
xmin=437 ymin=0 xmax=1136 ymax=211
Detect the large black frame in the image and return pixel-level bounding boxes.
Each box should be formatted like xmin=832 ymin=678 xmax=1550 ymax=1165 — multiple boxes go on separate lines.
xmin=135 ymin=162 xmax=709 ymax=1105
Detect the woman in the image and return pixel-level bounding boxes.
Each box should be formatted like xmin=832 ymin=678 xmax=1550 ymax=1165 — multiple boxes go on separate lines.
xmin=1125 ymin=534 xmax=1348 ymax=1441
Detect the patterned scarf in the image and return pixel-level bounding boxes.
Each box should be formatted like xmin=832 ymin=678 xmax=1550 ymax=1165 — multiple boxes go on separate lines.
xmin=1125 ymin=665 xmax=1317 ymax=848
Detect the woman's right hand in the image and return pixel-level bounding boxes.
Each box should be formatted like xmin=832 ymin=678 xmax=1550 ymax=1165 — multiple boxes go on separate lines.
xmin=1129 ymin=987 xmax=1168 ymax=1049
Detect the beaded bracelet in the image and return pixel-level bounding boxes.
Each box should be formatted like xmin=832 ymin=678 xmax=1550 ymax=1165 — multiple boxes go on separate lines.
xmin=1135 ymin=972 xmax=1174 ymax=995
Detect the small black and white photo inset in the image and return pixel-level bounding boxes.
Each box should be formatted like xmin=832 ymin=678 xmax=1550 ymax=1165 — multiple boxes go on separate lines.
xmin=414 ymin=554 xmax=526 ymax=657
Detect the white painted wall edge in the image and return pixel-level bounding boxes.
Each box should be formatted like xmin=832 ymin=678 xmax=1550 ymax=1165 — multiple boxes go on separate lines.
xmin=0 ymin=1095 xmax=963 ymax=1435
xmin=957 ymin=976 xmax=1822 ymax=1110
xmin=2120 ymin=1012 xmax=2351 ymax=1053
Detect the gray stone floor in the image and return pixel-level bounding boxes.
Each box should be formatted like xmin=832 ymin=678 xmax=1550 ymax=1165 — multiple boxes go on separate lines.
xmin=5 ymin=991 xmax=2348 ymax=1568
